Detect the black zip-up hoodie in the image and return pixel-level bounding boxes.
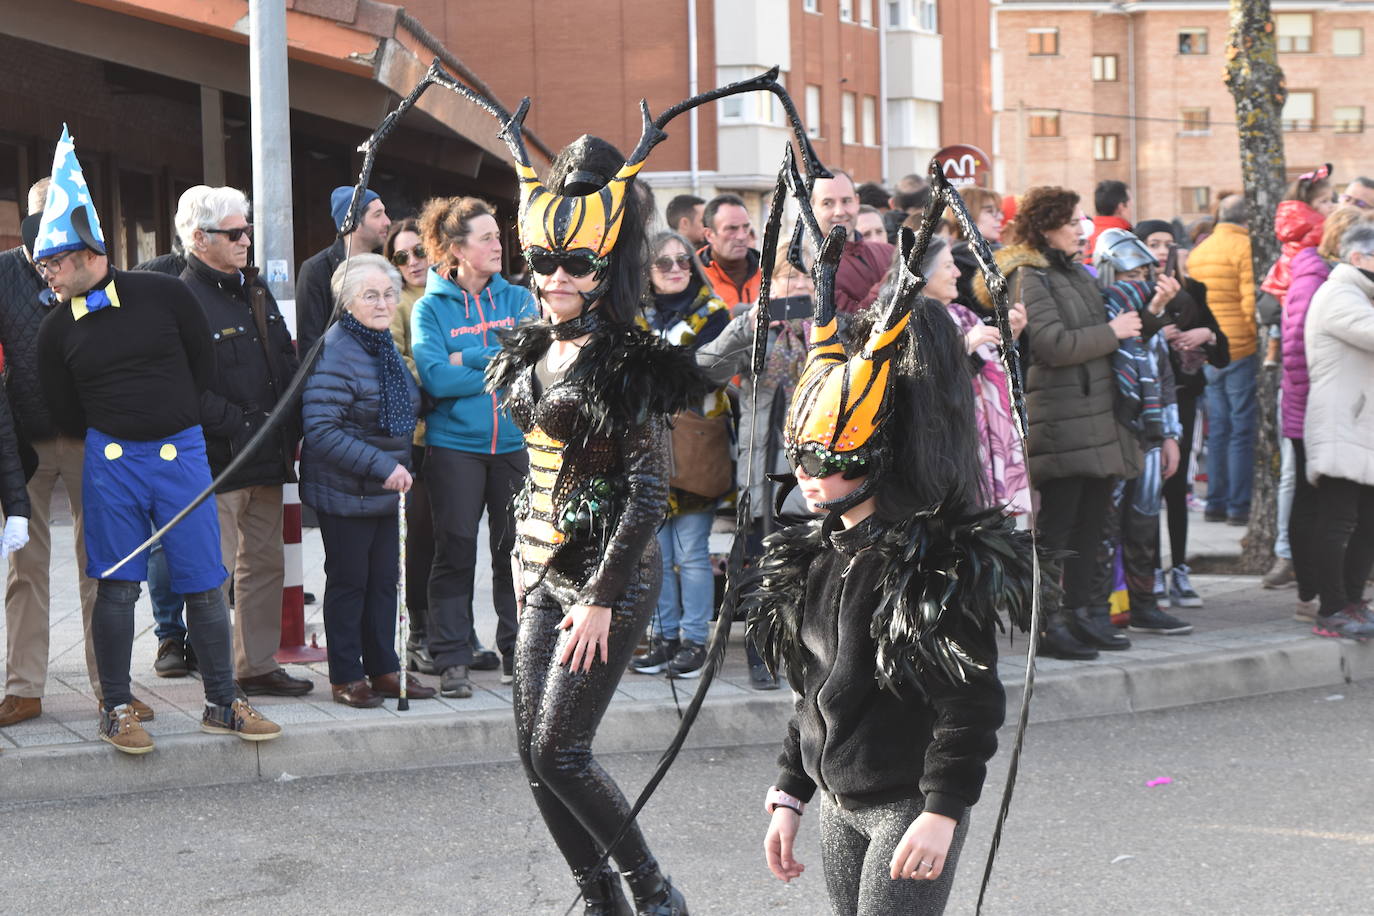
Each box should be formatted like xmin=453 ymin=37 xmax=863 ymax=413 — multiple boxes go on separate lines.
xmin=771 ymin=515 xmax=1007 ymax=821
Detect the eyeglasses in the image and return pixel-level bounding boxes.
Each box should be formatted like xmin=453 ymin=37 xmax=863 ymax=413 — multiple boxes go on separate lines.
xmin=390 ymin=245 xmax=428 ymax=267
xmin=33 ymin=250 xmax=77 ymax=277
xmin=204 ymin=225 xmax=253 ymax=242
xmin=358 ymin=288 xmax=400 ymax=307
xmin=652 ymin=254 xmax=694 ymax=273
xmin=787 ymin=443 xmax=869 ymax=480
xmin=525 ymin=247 xmax=608 ymax=278
xmin=1339 ymin=194 xmax=1373 ymax=210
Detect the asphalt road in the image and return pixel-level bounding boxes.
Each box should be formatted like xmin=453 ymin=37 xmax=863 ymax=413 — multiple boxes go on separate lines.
xmin=3 ymin=681 xmax=1371 ymax=915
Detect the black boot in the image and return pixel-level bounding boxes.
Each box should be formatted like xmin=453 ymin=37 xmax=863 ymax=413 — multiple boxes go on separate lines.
xmin=1038 ymin=611 xmax=1099 ymax=660
xmin=406 ymin=639 xmax=437 ymax=675
xmin=576 ymin=867 xmax=632 ymax=916
xmin=623 ymin=861 xmax=688 ymax=916
xmin=1065 ymin=605 xmax=1131 ymax=651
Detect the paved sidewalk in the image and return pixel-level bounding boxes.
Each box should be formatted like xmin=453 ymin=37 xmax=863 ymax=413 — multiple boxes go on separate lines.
xmin=2 ymin=503 xmax=1369 ymax=804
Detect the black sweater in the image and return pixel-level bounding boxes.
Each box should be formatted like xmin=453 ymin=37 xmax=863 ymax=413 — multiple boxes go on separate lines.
xmin=37 ymin=269 xmax=215 ymax=441
xmin=0 ymin=246 xmax=57 ymax=442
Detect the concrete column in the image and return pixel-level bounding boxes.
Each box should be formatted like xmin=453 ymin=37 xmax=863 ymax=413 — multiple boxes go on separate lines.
xmin=200 ymin=86 xmax=227 ymax=187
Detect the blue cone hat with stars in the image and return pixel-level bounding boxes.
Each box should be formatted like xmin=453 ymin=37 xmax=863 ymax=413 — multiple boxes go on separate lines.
xmin=33 ymin=124 xmax=106 ymax=261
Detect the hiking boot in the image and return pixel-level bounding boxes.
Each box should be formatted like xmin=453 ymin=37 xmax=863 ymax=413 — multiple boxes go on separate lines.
xmin=1293 ymin=598 xmax=1319 ymax=623
xmin=154 ymin=637 xmax=191 ymax=678
xmin=0 ymin=695 xmax=41 ymax=727
xmin=1169 ymin=565 xmax=1203 ymax=608
xmin=1128 ymin=605 xmax=1194 ymax=635
xmin=1262 ymin=557 xmax=1296 ymax=589
xmin=1065 ymin=606 xmax=1130 ymax=651
xmin=99 ymin=704 xmax=154 ymax=755
xmin=631 ymin=637 xmax=680 ymax=675
xmin=500 ymin=654 xmax=514 ymax=686
xmin=1312 ymin=606 xmax=1374 ymax=641
xmin=201 ymin=698 xmax=282 ymax=742
xmin=440 ymin=665 xmax=472 ymax=698
xmin=666 ymin=641 xmax=707 ymax=679
xmin=1153 ymin=569 xmax=1170 ymax=608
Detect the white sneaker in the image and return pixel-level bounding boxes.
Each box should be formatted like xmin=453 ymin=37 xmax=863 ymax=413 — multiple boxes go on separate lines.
xmin=1169 ymin=565 xmax=1203 ymax=608
xmin=1153 ymin=568 xmax=1170 ymax=608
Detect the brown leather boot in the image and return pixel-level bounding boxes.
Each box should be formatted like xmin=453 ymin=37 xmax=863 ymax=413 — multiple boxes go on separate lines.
xmin=331 ymin=679 xmax=384 ymax=708
xmin=0 ymin=695 xmax=41 ymax=727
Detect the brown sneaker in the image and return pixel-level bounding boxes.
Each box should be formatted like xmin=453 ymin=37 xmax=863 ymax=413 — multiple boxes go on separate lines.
xmin=0 ymin=695 xmax=41 ymax=727
xmin=200 ymin=698 xmax=282 ymax=742
xmin=95 ymin=696 xmax=154 ymax=722
xmin=99 ymin=704 xmax=155 ymax=755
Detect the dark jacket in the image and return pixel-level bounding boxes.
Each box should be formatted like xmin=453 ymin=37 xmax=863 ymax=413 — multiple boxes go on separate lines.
xmin=1163 ymin=275 xmax=1230 ymax=400
xmin=300 ymin=321 xmax=419 ymax=517
xmin=182 ymin=256 xmax=301 ymax=492
xmin=0 ymin=389 xmax=31 ymax=519
xmin=989 ymin=244 xmax=1131 ymax=482
xmin=133 ymin=250 xmax=187 ymax=277
xmin=294 ymin=238 xmax=347 ymax=355
xmin=0 ymin=246 xmax=57 ymax=444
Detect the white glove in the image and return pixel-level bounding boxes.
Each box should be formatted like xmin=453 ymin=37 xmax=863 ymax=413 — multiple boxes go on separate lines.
xmin=2 ymin=516 xmax=29 ymax=556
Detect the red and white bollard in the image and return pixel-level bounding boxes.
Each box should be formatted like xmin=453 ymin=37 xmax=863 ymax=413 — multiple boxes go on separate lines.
xmin=276 ymin=480 xmax=326 ymax=663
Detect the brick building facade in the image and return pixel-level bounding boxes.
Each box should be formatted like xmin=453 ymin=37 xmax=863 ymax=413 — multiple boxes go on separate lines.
xmin=994 ymin=0 xmax=1374 ymax=222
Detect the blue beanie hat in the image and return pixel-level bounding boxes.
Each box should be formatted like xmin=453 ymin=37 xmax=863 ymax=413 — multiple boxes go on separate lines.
xmin=331 ymin=185 xmax=380 ymax=232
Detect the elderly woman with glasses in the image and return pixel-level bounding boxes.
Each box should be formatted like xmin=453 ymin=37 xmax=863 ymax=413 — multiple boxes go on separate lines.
xmin=300 ymin=253 xmax=434 ymax=708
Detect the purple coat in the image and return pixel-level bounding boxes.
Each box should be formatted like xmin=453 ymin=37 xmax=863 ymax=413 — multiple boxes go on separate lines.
xmin=1281 ymin=246 xmax=1331 ymax=440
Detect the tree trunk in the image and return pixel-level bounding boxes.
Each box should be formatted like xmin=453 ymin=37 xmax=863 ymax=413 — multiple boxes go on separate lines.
xmin=1224 ymin=0 xmax=1286 ymax=573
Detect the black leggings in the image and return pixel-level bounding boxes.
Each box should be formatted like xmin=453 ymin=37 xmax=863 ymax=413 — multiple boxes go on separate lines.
xmin=1311 ymin=474 xmax=1374 ymax=616
xmin=1287 ymin=439 xmax=1321 ymax=603
xmin=1157 ymin=388 xmax=1198 ymax=568
xmin=1036 ymin=476 xmax=1115 ymax=610
xmin=514 ymin=566 xmax=662 ymax=883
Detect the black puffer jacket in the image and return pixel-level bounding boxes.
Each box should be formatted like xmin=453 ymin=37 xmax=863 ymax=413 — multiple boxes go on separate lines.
xmin=183 ymin=256 xmax=300 ymax=492
xmin=0 ymin=246 xmax=58 ymax=443
xmin=300 ymin=321 xmax=419 ymax=517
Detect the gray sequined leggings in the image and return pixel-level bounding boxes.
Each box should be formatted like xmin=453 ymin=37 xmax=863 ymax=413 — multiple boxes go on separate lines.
xmin=513 ymin=569 xmax=661 ymax=882
xmin=819 ymin=795 xmax=969 ymax=916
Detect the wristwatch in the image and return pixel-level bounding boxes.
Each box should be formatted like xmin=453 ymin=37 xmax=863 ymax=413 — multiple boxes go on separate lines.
xmin=765 ymin=786 xmax=806 ymax=816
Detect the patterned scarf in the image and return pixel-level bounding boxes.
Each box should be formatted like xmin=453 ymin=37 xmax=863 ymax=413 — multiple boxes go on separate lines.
xmin=340 ymin=312 xmax=416 ymax=438
xmin=1102 ymin=280 xmax=1163 ymax=443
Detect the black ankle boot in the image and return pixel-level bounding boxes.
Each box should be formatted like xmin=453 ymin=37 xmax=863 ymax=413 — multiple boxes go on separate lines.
xmin=1065 ymin=605 xmax=1131 ymax=651
xmin=1038 ymin=612 xmax=1099 ymax=660
xmin=576 ymin=867 xmax=632 ymax=916
xmin=622 ymin=861 xmax=688 ymax=916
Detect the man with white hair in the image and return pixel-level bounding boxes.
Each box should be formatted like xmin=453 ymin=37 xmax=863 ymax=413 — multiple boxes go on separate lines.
xmin=175 ymin=186 xmax=310 ymax=696
xmin=1301 ymin=221 xmax=1374 ymax=640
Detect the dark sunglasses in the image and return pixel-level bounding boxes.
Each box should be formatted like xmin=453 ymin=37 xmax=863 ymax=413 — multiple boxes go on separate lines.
xmin=525 ymin=247 xmax=608 ymax=278
xmin=390 ymin=245 xmax=427 ymax=267
xmin=653 ymin=254 xmax=694 ymax=273
xmin=788 ymin=444 xmax=869 ymax=480
xmin=204 ymin=225 xmax=253 ymax=242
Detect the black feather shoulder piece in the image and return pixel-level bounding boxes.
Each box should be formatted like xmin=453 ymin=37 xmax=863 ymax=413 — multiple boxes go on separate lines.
xmin=486 ymin=320 xmax=712 ymax=437
xmin=743 ymin=505 xmax=1040 ymax=697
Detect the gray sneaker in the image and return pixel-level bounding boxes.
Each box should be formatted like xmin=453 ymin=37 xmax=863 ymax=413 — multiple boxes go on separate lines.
xmin=1169 ymin=565 xmax=1203 ymax=608
xmin=1312 ymin=607 xmax=1374 ymax=641
xmin=1153 ymin=569 xmax=1170 ymax=608
xmin=440 ymin=665 xmax=472 ymax=698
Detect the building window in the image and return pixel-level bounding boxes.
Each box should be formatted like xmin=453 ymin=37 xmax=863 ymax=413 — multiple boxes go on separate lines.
xmin=1179 ymin=107 xmax=1210 ymax=134
xmin=1276 ymin=13 xmax=1312 ymax=53
xmin=1178 ymin=28 xmax=1208 ymax=55
xmin=1093 ymin=134 xmax=1120 ymax=161
xmin=720 ymin=67 xmax=785 ymax=124
xmin=859 ymin=0 xmax=872 ymax=26
xmin=1180 ymin=187 xmax=1212 ymax=214
xmin=1091 ymin=54 xmax=1119 ymax=81
xmin=842 ymin=91 xmax=857 ymax=144
xmin=805 ymin=85 xmax=822 ymax=138
xmin=804 ymin=0 xmax=819 ymax=13
xmin=916 ymin=0 xmax=937 ymax=32
xmin=1028 ymin=109 xmax=1060 ymax=137
xmin=862 ymin=96 xmax=877 ymax=146
xmin=1333 ymin=105 xmax=1364 ymax=134
xmin=1282 ymin=90 xmax=1315 ymax=131
xmin=840 ymin=0 xmax=853 ymax=21
xmin=1028 ymin=28 xmax=1058 ymax=56
xmin=1333 ymin=28 xmax=1363 ymax=57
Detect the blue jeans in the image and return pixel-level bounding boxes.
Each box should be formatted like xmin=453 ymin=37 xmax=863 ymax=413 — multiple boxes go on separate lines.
xmin=653 ymin=510 xmax=714 ymax=645
xmin=1203 ymin=352 xmax=1260 ymax=519
xmin=149 ymin=540 xmax=187 ymax=642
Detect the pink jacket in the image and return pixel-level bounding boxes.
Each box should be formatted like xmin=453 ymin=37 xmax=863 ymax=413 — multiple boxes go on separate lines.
xmin=1280 ymin=246 xmax=1331 ymax=440
xmin=1262 ymin=200 xmax=1325 ymax=305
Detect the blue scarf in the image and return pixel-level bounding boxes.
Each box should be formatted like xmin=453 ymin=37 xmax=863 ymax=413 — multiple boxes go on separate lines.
xmin=1102 ymin=280 xmax=1163 ymax=443
xmin=340 ymin=312 xmax=416 ymax=439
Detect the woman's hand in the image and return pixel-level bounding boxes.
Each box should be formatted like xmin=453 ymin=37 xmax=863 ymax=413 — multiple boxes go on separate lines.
xmin=764 ymin=808 xmax=806 ymax=883
xmin=889 ymin=811 xmax=957 ymax=882
xmin=1161 ymin=437 xmax=1181 ymax=480
xmin=1149 ymin=274 xmax=1182 ymax=314
xmin=558 ymin=604 xmax=611 ymax=672
xmin=1108 ymin=310 xmax=1143 ymax=340
xmin=1008 ymin=301 xmax=1028 ymax=340
xmin=964 ymin=324 xmax=1001 ymax=354
xmin=1172 ymin=327 xmax=1214 ymax=351
xmin=382 ymin=464 xmax=413 ymax=492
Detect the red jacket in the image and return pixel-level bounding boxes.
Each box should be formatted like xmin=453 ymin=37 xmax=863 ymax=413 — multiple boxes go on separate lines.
xmin=1086 ymin=214 xmax=1132 ymax=262
xmin=1261 ymin=200 xmax=1325 ymax=305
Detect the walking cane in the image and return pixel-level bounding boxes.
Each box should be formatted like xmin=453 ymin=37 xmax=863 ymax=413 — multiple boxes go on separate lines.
xmin=397 ymin=490 xmax=410 ymax=711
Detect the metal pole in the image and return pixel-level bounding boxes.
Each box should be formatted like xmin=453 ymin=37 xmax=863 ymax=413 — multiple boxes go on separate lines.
xmin=249 ymin=0 xmax=296 ymax=304
xmin=687 ymin=0 xmax=700 ymax=196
